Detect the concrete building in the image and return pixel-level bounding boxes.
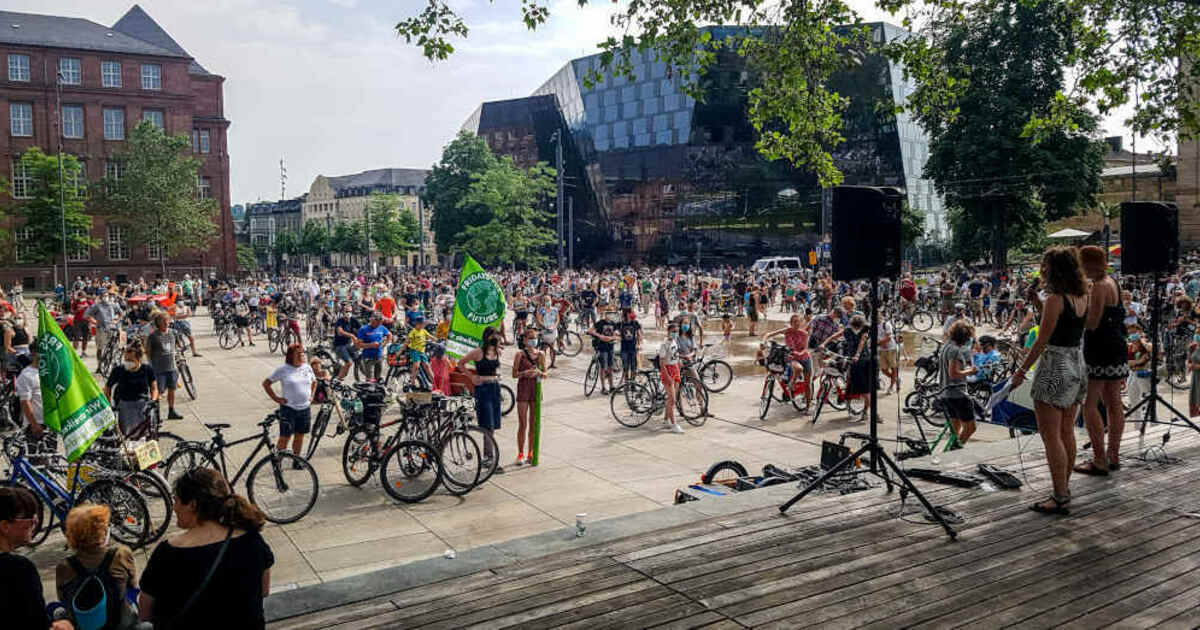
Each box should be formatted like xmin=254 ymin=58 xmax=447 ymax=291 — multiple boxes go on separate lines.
xmin=0 ymin=5 xmax=235 ymax=287
xmin=302 ymin=167 xmax=437 ymax=268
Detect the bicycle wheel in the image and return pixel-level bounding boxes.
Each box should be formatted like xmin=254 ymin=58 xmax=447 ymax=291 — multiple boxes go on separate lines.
xmin=560 ymin=331 xmax=583 ymax=357
xmin=440 ymin=430 xmax=481 ymax=496
xmin=1168 ymin=364 xmax=1188 ymax=390
xmin=759 ymin=379 xmax=773 ymax=420
xmin=380 ymin=440 xmax=443 ymax=503
xmin=127 ymin=470 xmax=172 ymax=544
xmin=912 ymin=311 xmax=934 ymax=332
xmin=161 ymin=443 xmax=219 ymax=489
xmin=305 ymin=405 xmax=332 ymax=460
xmin=341 ymin=427 xmax=378 ymax=486
xmin=905 ymin=390 xmax=930 ymax=418
xmin=677 ymin=378 xmax=708 ymax=426
xmin=78 ymin=479 xmax=151 ymax=549
xmin=268 ymin=329 xmax=280 ymax=354
xmin=828 ymin=376 xmax=848 ymax=410
xmin=791 ymin=383 xmax=811 ymax=414
xmin=252 ymin=318 xmax=266 ymax=335
xmin=154 ymin=431 xmax=184 ymax=459
xmin=179 ymin=362 xmax=197 ymax=400
xmin=466 ymin=426 xmax=499 ymax=485
xmin=218 ymin=329 xmax=237 ymax=350
xmin=611 ymin=383 xmax=651 ymax=427
xmin=246 ymin=451 xmax=319 ymax=524
xmin=499 ymin=384 xmax=515 ymax=416
xmin=698 ymin=360 xmax=733 ymax=393
xmin=583 ymin=359 xmax=600 ymax=397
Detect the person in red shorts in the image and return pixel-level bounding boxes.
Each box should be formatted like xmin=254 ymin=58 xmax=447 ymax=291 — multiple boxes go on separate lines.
xmin=656 ymin=321 xmax=684 ymax=434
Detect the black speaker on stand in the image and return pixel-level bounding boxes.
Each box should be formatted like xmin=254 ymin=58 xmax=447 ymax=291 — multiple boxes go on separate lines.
xmin=1119 ymin=201 xmax=1199 ymax=439
xmin=781 ymin=186 xmax=957 ymax=540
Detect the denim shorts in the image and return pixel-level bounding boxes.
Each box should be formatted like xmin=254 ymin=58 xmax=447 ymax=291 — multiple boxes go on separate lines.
xmin=278 ymin=405 xmax=312 ymax=436
xmin=595 ymin=348 xmax=614 ymax=370
xmin=170 ymin=320 xmax=192 ymax=336
xmin=334 ymin=344 xmax=357 ymax=364
xmin=475 ymin=382 xmax=502 ymax=430
xmin=156 ymin=369 xmax=178 ymax=391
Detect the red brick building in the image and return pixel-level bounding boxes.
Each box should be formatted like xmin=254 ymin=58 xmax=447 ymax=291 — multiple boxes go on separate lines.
xmin=0 ymin=5 xmax=234 ymax=288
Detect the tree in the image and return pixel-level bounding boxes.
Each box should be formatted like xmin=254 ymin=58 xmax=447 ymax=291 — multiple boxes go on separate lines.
xmin=900 ymin=201 xmax=925 ymax=246
xmin=7 ymin=147 xmax=95 ymax=265
xmin=904 ymin=0 xmax=1102 ymax=268
xmin=299 ymin=220 xmax=330 ymax=268
xmin=98 ymin=121 xmax=218 ymax=274
xmin=365 ymin=193 xmax=419 ymax=264
xmin=398 ymin=1 xmax=1200 ymax=182
xmin=455 ymin=157 xmax=557 ymax=267
xmin=236 ymin=243 xmax=258 ymax=271
xmin=273 ymin=230 xmax=299 ymax=271
xmin=331 ymin=221 xmax=368 ymax=266
xmin=423 ymin=131 xmax=500 ymax=253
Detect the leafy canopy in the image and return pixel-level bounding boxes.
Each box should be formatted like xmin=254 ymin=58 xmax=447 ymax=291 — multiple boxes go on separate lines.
xmin=456 ymin=157 xmax=557 ymax=268
xmin=423 ymin=131 xmax=500 ymax=252
xmin=8 ymin=147 xmax=95 ymax=264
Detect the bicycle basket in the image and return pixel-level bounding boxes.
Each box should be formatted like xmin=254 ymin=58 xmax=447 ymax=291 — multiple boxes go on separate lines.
xmin=766 ymin=346 xmax=790 ymax=373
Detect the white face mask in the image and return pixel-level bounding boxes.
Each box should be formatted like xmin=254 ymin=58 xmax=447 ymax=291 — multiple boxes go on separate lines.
xmin=125 ymin=360 xmax=140 ymax=370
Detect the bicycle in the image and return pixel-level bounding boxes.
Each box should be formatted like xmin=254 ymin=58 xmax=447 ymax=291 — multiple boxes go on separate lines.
xmin=693 ymin=343 xmax=733 ymax=393
xmin=339 ymin=404 xmax=446 ymax=503
xmin=78 ymin=430 xmax=175 ymax=545
xmin=609 ymin=360 xmax=708 ymax=428
xmin=172 ymin=329 xmax=197 ymax=400
xmin=1 ymin=433 xmax=151 ymax=549
xmin=96 ymin=327 xmax=122 ymax=377
xmin=268 ymin=314 xmax=303 ymax=355
xmin=161 ymin=414 xmax=319 ymax=524
xmin=809 ymin=351 xmax=866 ymax=425
xmin=758 ymin=341 xmax=810 ymax=419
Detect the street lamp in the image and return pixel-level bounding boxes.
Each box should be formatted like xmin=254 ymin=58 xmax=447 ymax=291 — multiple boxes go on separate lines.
xmin=54 ymin=71 xmax=69 ymax=293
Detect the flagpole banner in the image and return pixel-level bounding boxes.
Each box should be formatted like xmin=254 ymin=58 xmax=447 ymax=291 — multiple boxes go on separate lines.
xmin=446 ymin=255 xmax=506 ymax=358
xmin=36 ymin=301 xmax=115 ymax=462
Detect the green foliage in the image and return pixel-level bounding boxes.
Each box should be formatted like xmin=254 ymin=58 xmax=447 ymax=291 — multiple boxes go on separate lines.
xmin=299 ymin=220 xmax=330 ymax=256
xmin=236 ymin=243 xmax=258 ymax=271
xmin=365 ymin=193 xmax=419 ymax=258
xmin=8 ymin=147 xmax=95 ymax=264
xmin=273 ymin=230 xmax=299 ymax=257
xmin=331 ymin=221 xmax=368 ymax=256
xmin=423 ymin=132 xmax=499 ymax=252
xmin=456 ymin=157 xmax=557 ymax=268
xmin=900 ymin=201 xmax=924 ymax=245
xmin=97 ymin=121 xmax=218 ymax=260
xmin=901 ymin=0 xmax=1102 ymax=266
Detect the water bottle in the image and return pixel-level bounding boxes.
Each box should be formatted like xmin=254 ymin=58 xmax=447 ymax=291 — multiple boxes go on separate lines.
xmin=575 ymin=513 xmax=587 ymax=537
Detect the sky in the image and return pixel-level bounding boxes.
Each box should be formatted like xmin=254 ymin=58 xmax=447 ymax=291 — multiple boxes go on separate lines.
xmin=15 ymin=0 xmax=1159 ymax=205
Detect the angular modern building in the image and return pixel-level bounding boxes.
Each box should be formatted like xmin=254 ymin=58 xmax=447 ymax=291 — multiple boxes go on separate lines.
xmin=463 ymin=22 xmax=945 ymax=265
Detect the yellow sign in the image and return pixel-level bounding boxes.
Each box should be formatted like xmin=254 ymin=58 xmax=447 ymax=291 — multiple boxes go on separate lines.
xmin=809 ymin=251 xmax=817 ymax=266
xmin=134 ymin=440 xmax=162 ymax=470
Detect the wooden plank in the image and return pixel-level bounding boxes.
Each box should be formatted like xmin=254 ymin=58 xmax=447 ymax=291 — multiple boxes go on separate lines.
xmin=1104 ymin=582 xmax=1200 ymax=628
xmin=647 ymin=611 xmax=730 ymax=630
xmin=518 ymin=586 xmax=688 ymax=630
xmin=456 ymin=579 xmax=662 ymax=630
xmin=552 ymin=592 xmax=708 ymax=630
xmin=1052 ymin=566 xmax=1200 ymax=628
xmin=269 ymin=598 xmax=397 ymax=630
xmin=1153 ymin=605 xmax=1200 ymax=630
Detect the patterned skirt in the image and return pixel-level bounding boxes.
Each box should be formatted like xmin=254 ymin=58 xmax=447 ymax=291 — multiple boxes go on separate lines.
xmin=1031 ymin=344 xmax=1087 ymax=409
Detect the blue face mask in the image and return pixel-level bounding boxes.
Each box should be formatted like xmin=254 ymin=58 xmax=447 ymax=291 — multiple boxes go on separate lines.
xmin=681 ymin=324 xmax=690 ymax=332
xmin=1194 ymin=334 xmax=1200 ymax=344
xmin=1128 ymin=333 xmax=1140 ymax=342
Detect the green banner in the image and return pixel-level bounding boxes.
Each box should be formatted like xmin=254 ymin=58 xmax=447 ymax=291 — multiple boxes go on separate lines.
xmin=446 ymin=255 xmax=506 ymax=358
xmin=36 ymin=302 xmax=115 ymax=462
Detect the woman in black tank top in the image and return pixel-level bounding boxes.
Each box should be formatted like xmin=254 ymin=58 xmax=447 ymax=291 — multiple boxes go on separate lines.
xmin=457 ymin=326 xmax=506 ymax=474
xmin=1011 ymin=247 xmax=1089 ymax=516
xmin=1078 ymin=246 xmax=1128 ymax=476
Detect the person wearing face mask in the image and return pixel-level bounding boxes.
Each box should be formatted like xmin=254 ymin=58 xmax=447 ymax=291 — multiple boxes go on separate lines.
xmin=5 ymin=312 xmax=31 ymax=364
xmin=1125 ymin=324 xmax=1152 ymax=420
xmin=656 ymin=322 xmax=684 ymax=433
xmin=85 ymin=290 xmax=124 ymax=370
xmin=535 ymin=297 xmax=559 ymax=368
xmin=104 ymin=341 xmax=159 ymax=436
xmin=55 ymin=504 xmax=139 ymax=629
xmin=458 ymin=327 xmax=506 ymax=472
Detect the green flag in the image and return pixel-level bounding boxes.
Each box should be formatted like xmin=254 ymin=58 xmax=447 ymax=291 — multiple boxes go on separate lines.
xmin=36 ymin=301 xmax=115 ymax=462
xmin=446 ymin=255 xmax=506 ymax=358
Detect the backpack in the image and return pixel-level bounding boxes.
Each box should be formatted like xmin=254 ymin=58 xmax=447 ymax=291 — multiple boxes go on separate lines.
xmin=61 ymin=549 xmax=124 ymax=630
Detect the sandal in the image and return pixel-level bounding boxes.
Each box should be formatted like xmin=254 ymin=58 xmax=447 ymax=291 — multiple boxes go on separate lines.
xmin=1030 ymin=493 xmax=1070 ymax=515
xmin=1073 ymin=461 xmax=1109 ymax=476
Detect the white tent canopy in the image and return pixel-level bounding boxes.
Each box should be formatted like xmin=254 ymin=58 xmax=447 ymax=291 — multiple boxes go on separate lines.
xmin=1047 ymin=228 xmax=1091 ymax=239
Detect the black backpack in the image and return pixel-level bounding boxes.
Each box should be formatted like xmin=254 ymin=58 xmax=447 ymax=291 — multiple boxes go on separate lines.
xmin=61 ymin=548 xmax=125 ymax=630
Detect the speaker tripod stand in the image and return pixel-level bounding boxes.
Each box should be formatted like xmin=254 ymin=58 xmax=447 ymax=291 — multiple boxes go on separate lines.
xmin=1125 ymin=271 xmax=1200 ymax=438
xmin=779 ymin=276 xmax=958 ymax=540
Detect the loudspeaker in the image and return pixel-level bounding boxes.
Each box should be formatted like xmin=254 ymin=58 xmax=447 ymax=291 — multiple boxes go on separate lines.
xmin=1121 ymin=201 xmax=1179 ymax=275
xmin=831 ymin=186 xmax=903 ymax=281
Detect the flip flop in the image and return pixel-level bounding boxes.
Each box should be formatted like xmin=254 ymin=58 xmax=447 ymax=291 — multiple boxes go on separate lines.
xmin=1073 ymin=461 xmax=1109 ymax=476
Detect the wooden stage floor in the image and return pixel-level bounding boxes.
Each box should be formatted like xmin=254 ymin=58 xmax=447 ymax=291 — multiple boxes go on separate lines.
xmin=270 ymin=422 xmax=1200 ymax=629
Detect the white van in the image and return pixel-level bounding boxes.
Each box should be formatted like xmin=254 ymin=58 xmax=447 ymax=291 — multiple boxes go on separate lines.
xmin=751 ymin=256 xmax=803 ymax=275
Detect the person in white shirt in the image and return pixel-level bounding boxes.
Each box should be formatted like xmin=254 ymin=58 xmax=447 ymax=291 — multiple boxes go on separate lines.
xmin=878 ymin=319 xmax=900 ymax=393
xmin=14 ymin=351 xmax=43 ymax=436
xmin=262 ymin=344 xmax=316 ymax=459
xmin=656 ymin=322 xmax=684 ymax=434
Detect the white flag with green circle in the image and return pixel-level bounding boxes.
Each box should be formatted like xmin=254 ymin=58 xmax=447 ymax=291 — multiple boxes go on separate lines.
xmin=36 ymin=301 xmax=115 ymax=462
xmin=446 ymin=255 xmax=506 ymax=358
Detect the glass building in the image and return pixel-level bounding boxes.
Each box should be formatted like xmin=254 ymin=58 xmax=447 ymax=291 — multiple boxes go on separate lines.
xmin=463 ymin=22 xmax=945 ymax=265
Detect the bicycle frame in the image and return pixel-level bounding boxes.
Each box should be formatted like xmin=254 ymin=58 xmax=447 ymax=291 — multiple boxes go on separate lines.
xmin=6 ymin=454 xmax=86 ymax=524
xmin=203 ymin=428 xmax=277 ymax=487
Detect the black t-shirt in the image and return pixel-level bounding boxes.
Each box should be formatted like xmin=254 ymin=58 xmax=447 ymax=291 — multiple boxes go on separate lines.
xmin=619 ymin=320 xmax=641 ymax=352
xmin=579 ymin=290 xmax=597 ymax=309
xmin=106 ymin=364 xmax=157 ymax=401
xmin=0 ymin=552 xmax=48 ymax=629
xmin=140 ymin=530 xmax=275 ymax=630
xmin=968 ymin=281 xmax=985 ymax=298
xmin=592 ymin=318 xmax=617 ymax=351
xmin=333 ymin=316 xmax=359 ymax=346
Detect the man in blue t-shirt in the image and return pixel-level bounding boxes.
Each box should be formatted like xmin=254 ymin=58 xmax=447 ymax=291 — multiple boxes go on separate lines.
xmin=356 ymin=312 xmax=391 ymax=382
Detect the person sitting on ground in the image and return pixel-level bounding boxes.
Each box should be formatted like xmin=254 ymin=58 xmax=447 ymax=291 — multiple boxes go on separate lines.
xmin=56 ymin=504 xmax=138 ymax=630
xmin=0 ymin=486 xmax=75 ymax=630
xmin=138 ymin=468 xmax=274 ymax=630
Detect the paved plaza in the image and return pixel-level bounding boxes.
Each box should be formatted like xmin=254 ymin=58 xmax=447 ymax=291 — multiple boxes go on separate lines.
xmin=23 ymin=308 xmax=1018 ymax=596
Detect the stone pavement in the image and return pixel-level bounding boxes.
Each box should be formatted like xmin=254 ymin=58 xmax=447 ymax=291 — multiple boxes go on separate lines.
xmin=23 ymin=307 xmax=1019 ymax=598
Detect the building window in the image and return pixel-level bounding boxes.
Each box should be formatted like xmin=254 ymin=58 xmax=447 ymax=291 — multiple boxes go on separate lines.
xmin=66 ymin=160 xmax=86 ymax=198
xmin=101 ymin=61 xmax=122 ymax=88
xmin=146 ymin=242 xmax=162 ymax=260
xmin=8 ymin=54 xmax=30 ymax=81
xmin=14 ymin=227 xmax=33 ymax=263
xmin=103 ymin=108 xmax=125 ymax=140
xmin=58 ymin=57 xmax=81 ymax=85
xmin=67 ymin=228 xmax=90 ymax=262
xmin=142 ymin=109 xmax=164 ymax=130
xmin=62 ymin=105 xmax=84 ymax=139
xmin=191 ymin=128 xmax=210 ymax=153
xmin=107 ymin=224 xmax=130 ymax=261
xmin=9 ymin=102 xmax=32 ymax=136
xmin=197 ymin=176 xmax=212 ymax=199
xmin=104 ymin=159 xmax=123 ymax=182
xmin=10 ymin=159 xmax=32 ymax=199
xmin=140 ymin=64 xmax=161 ymax=90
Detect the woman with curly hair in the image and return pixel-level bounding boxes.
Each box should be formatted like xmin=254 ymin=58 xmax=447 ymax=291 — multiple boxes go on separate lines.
xmin=55 ymin=504 xmax=138 ymax=627
xmin=138 ymin=468 xmax=274 ymax=629
xmin=1011 ymin=247 xmax=1090 ymax=515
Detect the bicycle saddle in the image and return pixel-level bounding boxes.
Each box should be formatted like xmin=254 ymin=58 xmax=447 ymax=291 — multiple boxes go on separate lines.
xmin=204 ymin=422 xmax=231 ymax=431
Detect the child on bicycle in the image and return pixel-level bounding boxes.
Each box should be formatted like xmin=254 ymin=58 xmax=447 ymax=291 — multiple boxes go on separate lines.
xmin=401 ymin=315 xmax=434 ymax=389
